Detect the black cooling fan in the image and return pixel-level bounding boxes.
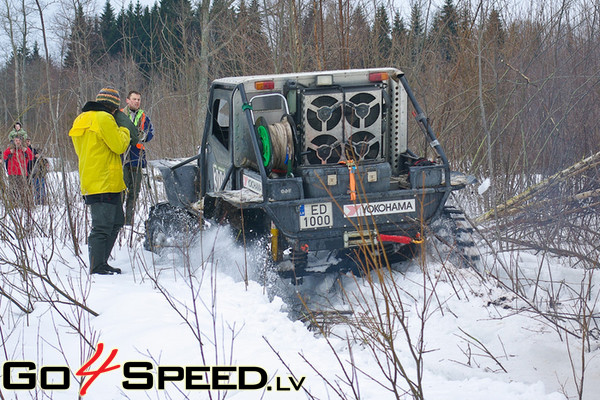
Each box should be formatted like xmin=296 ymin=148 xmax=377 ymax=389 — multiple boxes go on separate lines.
xmin=306 ymin=95 xmax=342 ymax=132
xmin=306 ymin=134 xmax=342 ymax=165
xmin=345 ymin=131 xmax=380 ymax=161
xmin=345 ymin=93 xmax=380 ymax=129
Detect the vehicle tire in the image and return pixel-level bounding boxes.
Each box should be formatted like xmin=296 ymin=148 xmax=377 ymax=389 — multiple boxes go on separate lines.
xmin=428 ymin=206 xmax=480 ymax=268
xmin=144 ymin=202 xmax=202 ymax=252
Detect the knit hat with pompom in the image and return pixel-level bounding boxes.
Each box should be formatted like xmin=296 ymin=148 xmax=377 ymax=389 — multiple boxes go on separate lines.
xmin=96 ymin=87 xmax=120 ymax=109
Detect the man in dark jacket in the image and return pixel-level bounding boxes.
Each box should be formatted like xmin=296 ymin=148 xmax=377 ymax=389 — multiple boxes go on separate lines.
xmin=121 ymin=90 xmax=154 ymax=225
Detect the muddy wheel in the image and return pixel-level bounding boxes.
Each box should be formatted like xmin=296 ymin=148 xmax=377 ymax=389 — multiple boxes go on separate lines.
xmin=144 ymin=202 xmax=202 ymax=252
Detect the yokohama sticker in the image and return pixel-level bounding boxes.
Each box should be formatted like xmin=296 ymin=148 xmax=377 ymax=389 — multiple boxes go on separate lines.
xmin=242 ymin=173 xmax=262 ymax=194
xmin=343 ymin=199 xmax=415 ymax=218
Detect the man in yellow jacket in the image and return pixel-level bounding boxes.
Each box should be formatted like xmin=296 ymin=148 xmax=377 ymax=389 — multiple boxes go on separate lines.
xmin=69 ymin=87 xmax=131 ymax=275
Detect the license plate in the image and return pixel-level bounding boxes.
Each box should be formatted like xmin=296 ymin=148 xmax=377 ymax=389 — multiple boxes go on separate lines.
xmin=299 ymin=202 xmax=333 ymax=230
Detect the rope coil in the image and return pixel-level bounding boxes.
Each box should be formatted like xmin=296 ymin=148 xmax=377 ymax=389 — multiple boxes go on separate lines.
xmin=256 ymin=116 xmax=295 ymax=175
xmin=268 ymin=118 xmax=294 ymax=171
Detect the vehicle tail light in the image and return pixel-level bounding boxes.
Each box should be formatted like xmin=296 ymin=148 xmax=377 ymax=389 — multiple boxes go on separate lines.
xmin=369 ymin=72 xmax=389 ymax=82
xmin=255 ymin=81 xmax=275 ymax=90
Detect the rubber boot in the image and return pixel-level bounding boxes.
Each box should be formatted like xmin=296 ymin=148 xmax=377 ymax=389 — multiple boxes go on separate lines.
xmin=105 ymin=203 xmax=125 ymax=270
xmin=88 ymin=236 xmax=107 ymax=274
xmin=88 ymin=202 xmax=120 ymax=274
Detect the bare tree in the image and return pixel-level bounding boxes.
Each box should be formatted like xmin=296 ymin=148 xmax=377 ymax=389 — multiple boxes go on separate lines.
xmin=1 ymin=0 xmax=34 ymax=122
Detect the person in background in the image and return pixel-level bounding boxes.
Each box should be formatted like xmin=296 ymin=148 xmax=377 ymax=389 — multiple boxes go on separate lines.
xmin=68 ymin=87 xmax=131 ymax=275
xmin=121 ymin=90 xmax=154 ymax=225
xmin=25 ymin=138 xmax=38 ymax=176
xmin=3 ymin=135 xmax=33 ymax=207
xmin=113 ymin=109 xmax=139 ymax=155
xmin=8 ymin=122 xmax=29 ymax=142
xmin=26 ymin=138 xmax=49 ymax=205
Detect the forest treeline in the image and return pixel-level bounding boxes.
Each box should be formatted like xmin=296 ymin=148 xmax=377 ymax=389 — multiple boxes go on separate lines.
xmin=1 ymin=0 xmax=600 ymax=205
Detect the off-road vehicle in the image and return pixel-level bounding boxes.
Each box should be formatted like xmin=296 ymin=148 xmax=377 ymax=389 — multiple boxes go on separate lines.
xmin=145 ymin=68 xmax=474 ymax=277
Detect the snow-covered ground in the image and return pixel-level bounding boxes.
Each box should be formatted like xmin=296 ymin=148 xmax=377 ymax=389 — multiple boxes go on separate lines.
xmin=1 ymin=170 xmax=598 ymax=400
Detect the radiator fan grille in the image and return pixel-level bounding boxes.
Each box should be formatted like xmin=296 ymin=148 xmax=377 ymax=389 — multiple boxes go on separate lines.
xmin=306 ymin=95 xmax=343 ymax=132
xmin=306 ymin=134 xmax=343 ymax=165
xmin=346 ymin=131 xmax=380 ymax=160
xmin=345 ymin=93 xmax=380 ymax=129
xmin=302 ymin=89 xmax=382 ymax=165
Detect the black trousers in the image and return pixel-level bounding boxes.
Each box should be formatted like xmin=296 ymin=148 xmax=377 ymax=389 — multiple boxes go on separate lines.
xmin=87 ymin=197 xmax=124 ymax=273
xmin=123 ymin=164 xmax=143 ymax=225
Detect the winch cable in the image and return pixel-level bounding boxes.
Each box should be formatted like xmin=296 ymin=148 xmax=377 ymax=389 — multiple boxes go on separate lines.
xmin=263 ymin=117 xmax=295 ymax=176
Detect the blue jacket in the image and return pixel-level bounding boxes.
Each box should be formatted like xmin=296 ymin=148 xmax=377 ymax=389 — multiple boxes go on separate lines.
xmin=122 ymin=107 xmax=154 ymax=167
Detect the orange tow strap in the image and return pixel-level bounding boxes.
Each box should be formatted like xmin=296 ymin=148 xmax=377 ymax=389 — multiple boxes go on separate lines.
xmin=339 ymin=160 xmax=357 ymax=201
xmin=379 ymin=232 xmax=424 ymax=244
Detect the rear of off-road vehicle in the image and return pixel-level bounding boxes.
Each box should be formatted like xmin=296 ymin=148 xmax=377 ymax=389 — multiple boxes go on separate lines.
xmin=146 ymin=68 xmax=470 ymax=277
